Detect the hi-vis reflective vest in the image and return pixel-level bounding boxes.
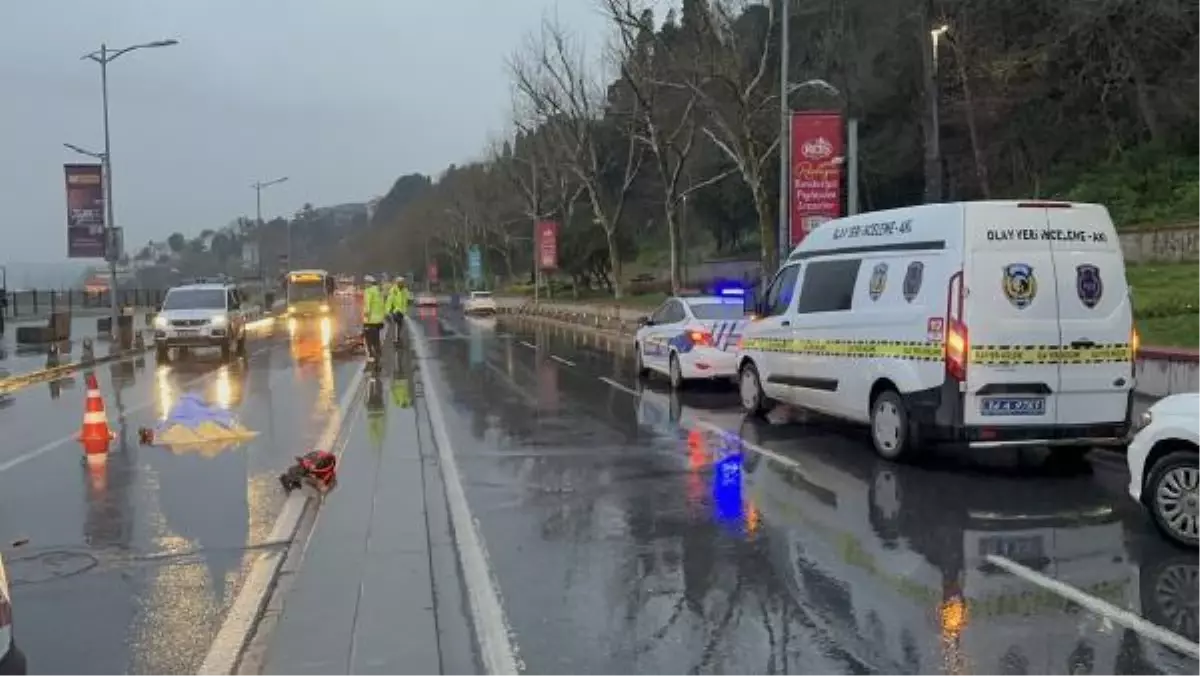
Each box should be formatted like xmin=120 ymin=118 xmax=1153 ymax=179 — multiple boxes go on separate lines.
xmin=386 ymin=286 xmax=411 ymax=314
xmin=362 ymin=285 xmax=387 ymax=324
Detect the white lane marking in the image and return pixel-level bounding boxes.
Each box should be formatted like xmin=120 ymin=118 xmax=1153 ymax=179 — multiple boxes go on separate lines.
xmin=410 ymin=319 xmax=521 ymax=675
xmin=199 ymin=360 xmax=366 ymax=675
xmin=518 ymin=340 xmax=536 ymax=350
xmin=550 ymin=355 xmax=575 ymax=367
xmin=0 ymin=346 xmax=273 ymax=475
xmin=985 ymin=554 xmax=1200 ymax=659
xmin=598 ymin=376 xmax=639 ymax=397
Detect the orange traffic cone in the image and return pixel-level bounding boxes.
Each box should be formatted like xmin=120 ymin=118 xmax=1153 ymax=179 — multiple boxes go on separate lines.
xmin=77 ymin=372 xmax=114 ymax=456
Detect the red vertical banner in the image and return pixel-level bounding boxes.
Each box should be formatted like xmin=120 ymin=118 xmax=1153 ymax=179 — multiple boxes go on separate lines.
xmin=427 ymin=263 xmax=439 ymax=284
xmin=64 ymin=164 xmax=107 ymax=259
xmin=790 ymin=111 xmax=844 ymax=246
xmin=537 ymin=220 xmax=558 ymax=270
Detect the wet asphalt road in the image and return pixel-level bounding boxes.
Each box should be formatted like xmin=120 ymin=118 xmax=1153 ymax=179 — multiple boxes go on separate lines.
xmin=416 ymin=308 xmax=1198 ymax=675
xmin=0 ymin=310 xmax=363 ymax=674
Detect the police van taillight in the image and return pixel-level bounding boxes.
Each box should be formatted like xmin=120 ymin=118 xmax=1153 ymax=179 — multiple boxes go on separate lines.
xmin=945 ymin=271 xmax=968 ymax=382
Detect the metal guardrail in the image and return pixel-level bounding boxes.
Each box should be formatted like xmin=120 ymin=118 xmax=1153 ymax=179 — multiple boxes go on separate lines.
xmin=496 ymin=299 xmax=641 ymax=335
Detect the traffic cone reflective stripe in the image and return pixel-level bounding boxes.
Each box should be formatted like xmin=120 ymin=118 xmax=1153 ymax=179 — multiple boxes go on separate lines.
xmin=77 ymin=372 xmax=114 ymax=455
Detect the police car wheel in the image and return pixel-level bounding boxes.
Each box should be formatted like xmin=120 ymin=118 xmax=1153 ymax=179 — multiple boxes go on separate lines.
xmin=1146 ymin=450 xmax=1200 ymax=548
xmin=739 ymin=362 xmax=773 ymax=416
xmin=870 ymin=390 xmax=911 ymax=460
xmin=669 ymin=354 xmax=686 ymax=390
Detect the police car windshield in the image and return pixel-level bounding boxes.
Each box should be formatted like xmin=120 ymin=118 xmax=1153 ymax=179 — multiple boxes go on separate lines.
xmin=688 ymin=300 xmax=745 ymax=320
xmin=163 ymin=289 xmax=225 ymax=310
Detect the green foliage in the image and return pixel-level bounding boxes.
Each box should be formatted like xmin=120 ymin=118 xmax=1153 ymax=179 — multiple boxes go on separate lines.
xmin=1061 ymin=147 xmax=1199 ymax=228
xmin=1127 ymin=263 xmax=1198 ymax=347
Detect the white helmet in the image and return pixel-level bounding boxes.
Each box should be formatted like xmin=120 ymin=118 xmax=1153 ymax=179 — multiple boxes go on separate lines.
xmin=363 ymin=274 xmax=376 ymax=284
xmin=394 ymin=275 xmax=405 ymax=284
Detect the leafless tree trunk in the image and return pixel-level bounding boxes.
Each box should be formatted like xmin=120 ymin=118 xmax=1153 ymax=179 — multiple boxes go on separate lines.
xmin=604 ymin=0 xmax=736 ymax=293
xmin=510 ymin=18 xmax=645 ymax=299
xmin=652 ymin=0 xmax=782 ymax=272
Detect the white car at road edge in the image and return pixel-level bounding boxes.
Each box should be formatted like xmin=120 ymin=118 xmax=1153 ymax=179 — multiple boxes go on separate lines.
xmin=464 ymin=291 xmax=498 ymax=315
xmin=0 ymin=551 xmax=26 ymax=674
xmin=1127 ymin=392 xmax=1199 ymax=548
xmin=635 ymin=292 xmax=749 ymax=389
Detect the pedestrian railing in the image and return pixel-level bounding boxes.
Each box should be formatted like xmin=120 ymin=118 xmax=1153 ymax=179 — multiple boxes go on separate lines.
xmin=1 ymin=289 xmax=167 ymax=320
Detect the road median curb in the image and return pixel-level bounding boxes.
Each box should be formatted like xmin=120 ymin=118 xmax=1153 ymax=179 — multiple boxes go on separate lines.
xmin=0 ymin=343 xmax=154 ymax=396
xmin=199 ymin=363 xmax=367 ymax=675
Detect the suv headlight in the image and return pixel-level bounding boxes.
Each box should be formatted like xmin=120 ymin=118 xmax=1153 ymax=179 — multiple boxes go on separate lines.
xmin=1134 ymin=410 xmax=1153 ymax=432
xmin=211 ymin=315 xmax=228 ymax=327
xmin=154 ymin=315 xmax=168 ymax=329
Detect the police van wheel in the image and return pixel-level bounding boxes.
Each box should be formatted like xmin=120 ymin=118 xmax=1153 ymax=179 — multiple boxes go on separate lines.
xmin=669 ymin=354 xmax=686 ymax=390
xmin=870 ymin=390 xmax=912 ymax=460
xmin=739 ymin=362 xmax=774 ymax=417
xmin=634 ymin=344 xmax=649 ymax=378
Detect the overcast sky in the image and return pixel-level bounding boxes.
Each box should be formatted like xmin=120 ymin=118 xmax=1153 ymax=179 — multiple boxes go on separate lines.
xmin=1 ymin=0 xmax=609 ymax=264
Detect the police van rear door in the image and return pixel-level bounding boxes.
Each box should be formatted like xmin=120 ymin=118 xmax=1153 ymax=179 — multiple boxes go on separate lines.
xmin=1043 ymin=203 xmax=1132 ymax=425
xmin=963 ymin=202 xmax=1062 ymax=428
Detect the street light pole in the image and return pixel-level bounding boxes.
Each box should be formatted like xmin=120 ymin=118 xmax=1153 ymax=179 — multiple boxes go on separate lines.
xmin=251 ymin=176 xmax=288 ymax=275
xmin=776 ymin=0 xmax=790 ymax=273
xmin=82 ymin=38 xmax=178 ymax=336
xmin=926 ymin=25 xmax=949 ymax=203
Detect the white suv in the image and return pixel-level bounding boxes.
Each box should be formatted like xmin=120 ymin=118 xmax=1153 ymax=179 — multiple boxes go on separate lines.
xmin=153 ymin=283 xmax=247 ymax=362
xmin=1127 ymin=392 xmax=1199 ymax=548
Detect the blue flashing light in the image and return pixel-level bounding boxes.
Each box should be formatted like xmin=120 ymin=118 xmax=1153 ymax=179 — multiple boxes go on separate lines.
xmin=716 ymin=286 xmax=745 ymax=298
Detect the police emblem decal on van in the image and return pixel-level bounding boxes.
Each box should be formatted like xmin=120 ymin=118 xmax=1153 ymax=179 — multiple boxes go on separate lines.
xmin=1075 ymin=264 xmax=1103 ymax=308
xmin=902 ymin=261 xmax=924 ymax=302
xmin=1002 ymin=263 xmax=1037 ymax=309
xmin=868 ymin=263 xmax=888 ymax=301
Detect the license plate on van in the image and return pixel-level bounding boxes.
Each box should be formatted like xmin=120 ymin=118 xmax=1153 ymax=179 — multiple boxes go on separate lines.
xmin=981 ymin=397 xmax=1046 ymax=416
xmin=978 ymin=535 xmax=1044 ymax=560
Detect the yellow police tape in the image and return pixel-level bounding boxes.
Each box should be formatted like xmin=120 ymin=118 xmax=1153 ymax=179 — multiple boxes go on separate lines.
xmin=740 ymin=338 xmax=1132 ymax=365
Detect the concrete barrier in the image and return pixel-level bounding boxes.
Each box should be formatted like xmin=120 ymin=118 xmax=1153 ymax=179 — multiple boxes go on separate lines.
xmin=1135 ymin=347 xmax=1199 ymax=397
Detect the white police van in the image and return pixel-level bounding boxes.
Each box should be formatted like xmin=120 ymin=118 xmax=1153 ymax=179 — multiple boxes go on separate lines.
xmin=737 ymin=200 xmax=1137 ymax=461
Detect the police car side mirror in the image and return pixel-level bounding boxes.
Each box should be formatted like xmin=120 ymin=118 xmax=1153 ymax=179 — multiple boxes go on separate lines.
xmin=638 ymin=316 xmax=652 ymax=327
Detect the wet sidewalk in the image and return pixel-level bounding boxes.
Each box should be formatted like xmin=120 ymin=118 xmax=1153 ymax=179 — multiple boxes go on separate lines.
xmin=256 ymin=349 xmax=477 ymax=675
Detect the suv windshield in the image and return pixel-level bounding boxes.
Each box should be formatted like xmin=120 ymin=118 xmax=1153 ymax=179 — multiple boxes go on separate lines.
xmin=163 ymin=289 xmax=226 ymax=310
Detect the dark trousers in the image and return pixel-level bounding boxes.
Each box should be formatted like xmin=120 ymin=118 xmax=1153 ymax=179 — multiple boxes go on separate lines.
xmin=363 ymin=323 xmax=383 ymax=360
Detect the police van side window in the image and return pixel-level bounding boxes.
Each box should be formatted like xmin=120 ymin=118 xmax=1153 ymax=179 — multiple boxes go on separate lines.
xmin=796 ymin=258 xmax=862 ymax=314
xmin=763 ymin=264 xmax=802 ymax=317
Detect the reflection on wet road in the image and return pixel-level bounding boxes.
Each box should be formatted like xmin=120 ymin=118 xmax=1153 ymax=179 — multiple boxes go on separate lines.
xmin=0 ymin=311 xmax=362 ymax=674
xmin=420 ymin=311 xmax=1199 ymax=675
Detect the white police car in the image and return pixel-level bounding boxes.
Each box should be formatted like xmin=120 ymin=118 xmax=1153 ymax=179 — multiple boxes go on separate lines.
xmin=635 ymin=290 xmax=749 ymax=388
xmin=1127 ymin=392 xmax=1199 ymax=548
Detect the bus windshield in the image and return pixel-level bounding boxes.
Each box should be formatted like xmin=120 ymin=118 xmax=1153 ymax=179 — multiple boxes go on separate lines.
xmin=289 ymin=280 xmax=328 ymax=302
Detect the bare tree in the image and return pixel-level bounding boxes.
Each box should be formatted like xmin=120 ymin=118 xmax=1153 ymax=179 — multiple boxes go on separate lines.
xmin=510 ymin=18 xmax=645 ymax=298
xmin=604 ymin=0 xmax=737 ymax=293
xmin=656 ymin=0 xmax=782 ymax=273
